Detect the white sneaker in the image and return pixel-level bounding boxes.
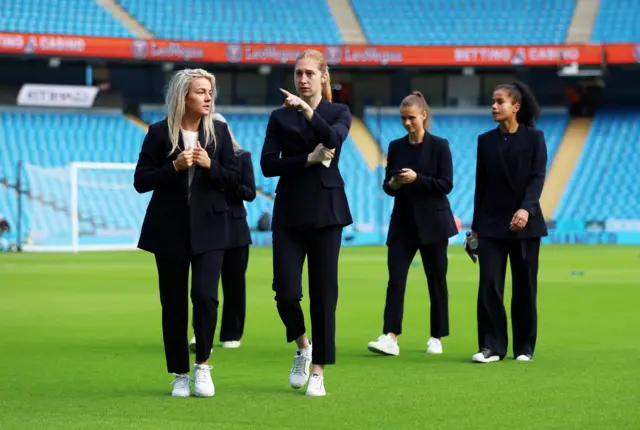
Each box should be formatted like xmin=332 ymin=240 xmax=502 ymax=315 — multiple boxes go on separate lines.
xmin=222 ymin=341 xmax=241 ymax=349
xmin=193 ymin=363 xmax=215 ymax=397
xmin=516 ymin=354 xmax=532 ymax=361
xmin=426 ymin=337 xmax=443 ymax=354
xmin=289 ymin=345 xmax=312 ymax=389
xmin=170 ymin=373 xmax=191 ymax=397
xmin=367 ymin=334 xmax=399 ymax=356
xmin=305 ymin=374 xmax=326 ymax=397
xmin=472 ymin=350 xmax=501 ymax=363
xmin=188 ymin=336 xmax=213 ymax=354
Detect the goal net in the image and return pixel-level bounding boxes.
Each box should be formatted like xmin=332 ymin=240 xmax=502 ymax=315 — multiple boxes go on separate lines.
xmin=22 ymin=162 xmax=150 ymax=252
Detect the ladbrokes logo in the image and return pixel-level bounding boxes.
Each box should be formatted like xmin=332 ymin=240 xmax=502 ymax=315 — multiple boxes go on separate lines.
xmin=148 ymin=42 xmax=203 ymax=60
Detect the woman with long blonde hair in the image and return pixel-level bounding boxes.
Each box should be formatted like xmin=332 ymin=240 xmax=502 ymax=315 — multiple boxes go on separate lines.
xmin=261 ymin=49 xmax=352 ymax=397
xmin=134 ymin=68 xmax=239 ymax=398
xmin=189 ymin=112 xmax=256 ymax=352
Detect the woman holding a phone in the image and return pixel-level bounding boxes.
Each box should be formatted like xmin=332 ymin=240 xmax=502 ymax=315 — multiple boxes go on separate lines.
xmin=367 ymin=91 xmax=458 ymax=357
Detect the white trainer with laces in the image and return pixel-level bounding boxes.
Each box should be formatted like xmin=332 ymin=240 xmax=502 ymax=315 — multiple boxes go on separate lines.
xmin=367 ymin=334 xmax=399 ymax=356
xmin=171 ymin=373 xmax=191 ymax=397
xmin=289 ymin=344 xmax=312 ymax=389
xmin=426 ymin=337 xmax=443 ymax=354
xmin=193 ymin=363 xmax=215 ymax=397
xmin=305 ymin=374 xmax=326 ymax=397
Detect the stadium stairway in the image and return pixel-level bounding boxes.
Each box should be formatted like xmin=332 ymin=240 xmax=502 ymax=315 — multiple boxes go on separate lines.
xmin=326 ymin=0 xmax=368 ymax=44
xmin=126 ymin=114 xmax=149 ymax=132
xmin=95 ymin=0 xmax=153 ymax=39
xmin=540 ymin=117 xmax=592 ymax=220
xmin=350 ymin=117 xmax=386 ymax=170
xmin=565 ymin=0 xmax=601 ymax=43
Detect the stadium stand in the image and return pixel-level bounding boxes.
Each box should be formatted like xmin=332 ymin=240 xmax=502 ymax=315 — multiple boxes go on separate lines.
xmin=0 ymin=110 xmax=147 ymax=247
xmin=590 ymin=0 xmax=640 ymax=43
xmin=364 ymin=111 xmax=569 ymax=223
xmin=349 ymin=0 xmax=576 ymax=45
xmin=116 ymin=0 xmax=344 ymax=44
xmin=0 ymin=0 xmax=133 ymax=38
xmin=554 ymin=108 xmax=640 ymax=220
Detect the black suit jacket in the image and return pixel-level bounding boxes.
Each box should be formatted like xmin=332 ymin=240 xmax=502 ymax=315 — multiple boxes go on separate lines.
xmin=471 ymin=125 xmax=548 ymax=239
xmin=260 ymin=98 xmax=353 ymax=230
xmin=383 ymin=133 xmax=458 ymax=246
xmin=224 ymin=148 xmax=256 ymax=248
xmin=133 ymin=118 xmax=240 ymax=258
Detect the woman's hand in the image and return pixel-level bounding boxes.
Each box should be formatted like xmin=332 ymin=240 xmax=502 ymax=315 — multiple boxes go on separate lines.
xmin=395 ymin=168 xmax=417 ymax=184
xmin=510 ymin=209 xmax=529 ymax=231
xmin=280 ymin=88 xmax=313 ymax=118
xmin=307 ymin=144 xmax=335 ymax=165
xmin=173 ymin=148 xmax=193 ymax=171
xmin=193 ymin=141 xmax=211 ymax=169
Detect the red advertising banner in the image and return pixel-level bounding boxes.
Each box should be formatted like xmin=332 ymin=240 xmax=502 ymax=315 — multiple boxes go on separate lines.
xmin=0 ymin=32 xmax=636 ymax=66
xmin=604 ymin=43 xmax=640 ymax=65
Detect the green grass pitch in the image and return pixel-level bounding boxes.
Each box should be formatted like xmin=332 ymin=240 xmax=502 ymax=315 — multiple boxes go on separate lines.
xmin=1 ymin=245 xmax=639 ymax=429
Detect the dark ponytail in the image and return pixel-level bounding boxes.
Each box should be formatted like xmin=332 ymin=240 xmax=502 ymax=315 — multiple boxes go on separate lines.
xmin=400 ymin=90 xmax=430 ymax=130
xmin=496 ymin=80 xmax=540 ymax=127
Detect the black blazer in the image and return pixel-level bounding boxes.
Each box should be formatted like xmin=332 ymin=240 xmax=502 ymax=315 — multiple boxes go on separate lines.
xmin=133 ymin=118 xmax=240 ymax=258
xmin=471 ymin=125 xmax=548 ymax=239
xmin=260 ymin=98 xmax=353 ymax=230
xmin=383 ymin=133 xmax=458 ymax=246
xmin=224 ymin=148 xmax=256 ymax=248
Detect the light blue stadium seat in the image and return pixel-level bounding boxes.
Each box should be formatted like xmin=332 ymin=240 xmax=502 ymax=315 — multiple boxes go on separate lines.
xmin=0 ymin=110 xmax=148 ymax=247
xmin=0 ymin=0 xmax=133 ymax=37
xmin=554 ymin=109 xmax=640 ymax=220
xmin=591 ymin=0 xmax=640 ymax=42
xmin=117 ymin=0 xmax=343 ymax=44
xmin=364 ymin=112 xmax=568 ymax=224
xmin=350 ymin=0 xmax=575 ymax=45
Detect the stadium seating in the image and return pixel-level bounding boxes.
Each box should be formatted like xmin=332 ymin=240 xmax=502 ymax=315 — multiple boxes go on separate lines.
xmin=350 ymin=0 xmax=576 ymax=45
xmin=364 ymin=112 xmax=569 ymax=224
xmin=591 ymin=0 xmax=640 ymax=43
xmin=554 ymin=109 xmax=640 ymax=220
xmin=0 ymin=110 xmax=148 ymax=247
xmin=0 ymin=0 xmax=133 ymax=38
xmin=117 ymin=0 xmax=343 ymax=44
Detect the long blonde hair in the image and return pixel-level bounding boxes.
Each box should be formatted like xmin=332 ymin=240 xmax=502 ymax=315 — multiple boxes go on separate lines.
xmin=165 ymin=68 xmax=217 ymax=155
xmin=296 ymin=49 xmax=332 ymax=102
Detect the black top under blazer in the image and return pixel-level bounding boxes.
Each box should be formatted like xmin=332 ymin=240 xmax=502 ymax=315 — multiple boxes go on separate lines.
xmin=383 ymin=132 xmax=459 ymax=246
xmin=471 ymin=124 xmax=548 ymax=239
xmin=224 ymin=148 xmax=256 ymax=248
xmin=134 ymin=118 xmax=240 ymax=258
xmin=260 ymin=98 xmax=353 ymax=230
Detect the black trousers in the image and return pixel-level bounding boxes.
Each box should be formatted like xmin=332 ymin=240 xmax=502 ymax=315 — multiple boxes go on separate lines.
xmin=155 ymin=249 xmax=224 ymax=374
xmin=477 ymin=238 xmax=540 ymax=358
xmin=383 ymin=235 xmax=450 ymax=338
xmin=272 ymin=226 xmax=342 ymax=365
xmin=219 ymin=246 xmax=249 ymax=342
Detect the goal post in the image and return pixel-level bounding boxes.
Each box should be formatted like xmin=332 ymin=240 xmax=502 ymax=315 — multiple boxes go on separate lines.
xmin=21 ymin=161 xmax=150 ymax=253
